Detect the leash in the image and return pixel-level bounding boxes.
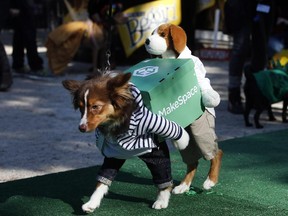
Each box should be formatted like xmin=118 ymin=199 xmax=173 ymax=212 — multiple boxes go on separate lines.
xmin=102 ymin=0 xmax=114 ymax=73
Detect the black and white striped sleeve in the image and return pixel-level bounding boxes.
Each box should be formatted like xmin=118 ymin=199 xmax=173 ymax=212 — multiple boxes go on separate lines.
xmin=140 ymin=107 xmax=183 ymax=140
xmin=117 ymin=84 xmax=183 ymax=151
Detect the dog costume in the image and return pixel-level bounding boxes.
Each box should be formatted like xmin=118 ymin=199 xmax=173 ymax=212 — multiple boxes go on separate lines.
xmin=95 ymin=83 xmax=189 ymax=189
xmin=145 ymin=23 xmax=222 ymax=190
xmin=63 ymin=72 xmax=190 ymax=212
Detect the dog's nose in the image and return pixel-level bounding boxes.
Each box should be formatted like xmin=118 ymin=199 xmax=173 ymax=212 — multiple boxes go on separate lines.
xmin=79 ymin=124 xmax=87 ymax=132
xmin=145 ymin=38 xmax=150 ymax=45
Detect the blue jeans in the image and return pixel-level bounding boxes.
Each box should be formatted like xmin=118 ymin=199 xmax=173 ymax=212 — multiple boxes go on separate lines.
xmin=96 ymin=142 xmax=173 ymax=189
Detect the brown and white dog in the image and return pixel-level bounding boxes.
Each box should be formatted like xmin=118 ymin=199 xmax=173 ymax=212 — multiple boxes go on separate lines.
xmin=145 ymin=23 xmax=223 ymax=193
xmin=62 ymin=72 xmax=189 ymax=213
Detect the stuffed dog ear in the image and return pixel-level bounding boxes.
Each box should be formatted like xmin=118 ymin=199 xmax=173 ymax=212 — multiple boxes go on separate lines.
xmin=170 ymin=25 xmax=187 ymax=55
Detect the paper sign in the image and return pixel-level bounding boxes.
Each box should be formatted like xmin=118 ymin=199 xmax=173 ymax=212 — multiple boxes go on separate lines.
xmin=117 ymin=0 xmax=181 ymax=57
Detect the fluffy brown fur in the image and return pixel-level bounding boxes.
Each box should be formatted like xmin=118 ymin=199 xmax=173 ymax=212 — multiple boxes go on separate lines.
xmin=62 ymin=72 xmax=136 ymax=136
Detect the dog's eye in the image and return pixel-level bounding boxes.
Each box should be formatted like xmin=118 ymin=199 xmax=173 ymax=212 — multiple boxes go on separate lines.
xmin=91 ymin=105 xmax=102 ymax=111
xmin=91 ymin=105 xmax=101 ymax=110
xmin=160 ymin=32 xmax=165 ymax=37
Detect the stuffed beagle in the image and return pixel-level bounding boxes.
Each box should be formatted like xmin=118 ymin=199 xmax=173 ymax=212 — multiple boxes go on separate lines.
xmin=145 ymin=23 xmax=220 ymax=109
xmin=145 ymin=23 xmax=223 ymax=192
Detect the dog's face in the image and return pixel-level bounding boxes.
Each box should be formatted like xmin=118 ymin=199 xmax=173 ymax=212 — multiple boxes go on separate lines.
xmin=145 ymin=23 xmax=187 ymax=58
xmin=62 ymin=72 xmax=134 ymax=133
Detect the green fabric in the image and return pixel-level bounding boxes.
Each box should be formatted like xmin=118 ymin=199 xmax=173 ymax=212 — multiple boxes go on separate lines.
xmin=1 ymin=129 xmax=288 ymax=216
xmin=253 ymin=69 xmax=288 ymax=103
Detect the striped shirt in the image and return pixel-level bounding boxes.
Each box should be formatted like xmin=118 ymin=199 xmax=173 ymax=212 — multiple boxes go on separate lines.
xmin=95 ymin=84 xmax=183 ymax=159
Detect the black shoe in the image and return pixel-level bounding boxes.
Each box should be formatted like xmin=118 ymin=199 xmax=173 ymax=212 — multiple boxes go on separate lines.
xmin=0 ymin=72 xmax=13 ymax=91
xmin=25 ymin=69 xmax=55 ymax=80
xmin=12 ymin=66 xmax=30 ymax=76
xmin=228 ymin=101 xmax=244 ymax=114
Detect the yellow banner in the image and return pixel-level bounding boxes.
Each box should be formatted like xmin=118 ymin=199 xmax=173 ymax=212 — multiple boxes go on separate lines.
xmin=117 ymin=0 xmax=181 ymax=57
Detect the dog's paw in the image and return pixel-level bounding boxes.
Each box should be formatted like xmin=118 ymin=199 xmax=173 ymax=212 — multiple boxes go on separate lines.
xmin=201 ymin=89 xmax=220 ymax=108
xmin=172 ymin=183 xmax=190 ymax=194
xmin=82 ymin=201 xmax=100 ymax=213
xmin=203 ymin=177 xmax=216 ymax=190
xmin=173 ymin=129 xmax=189 ymax=150
xmin=152 ymin=200 xmax=168 ymax=210
xmin=82 ymin=184 xmax=109 ymax=213
xmin=152 ymin=190 xmax=170 ymax=209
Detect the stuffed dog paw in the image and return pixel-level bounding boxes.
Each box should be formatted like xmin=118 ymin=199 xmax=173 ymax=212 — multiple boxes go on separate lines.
xmin=201 ymin=88 xmax=220 ymax=108
xmin=172 ymin=128 xmax=189 ymax=150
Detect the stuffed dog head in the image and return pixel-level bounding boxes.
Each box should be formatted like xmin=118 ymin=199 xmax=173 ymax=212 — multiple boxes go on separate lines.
xmin=145 ymin=23 xmax=187 ymax=58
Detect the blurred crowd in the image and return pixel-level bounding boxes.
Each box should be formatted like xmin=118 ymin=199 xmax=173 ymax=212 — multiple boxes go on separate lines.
xmin=1 ymin=0 xmax=288 ymax=115
xmin=224 ymin=0 xmax=288 ymax=114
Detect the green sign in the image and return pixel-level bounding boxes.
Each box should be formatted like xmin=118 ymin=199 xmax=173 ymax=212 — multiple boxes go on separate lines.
xmin=125 ymin=59 xmax=204 ymax=127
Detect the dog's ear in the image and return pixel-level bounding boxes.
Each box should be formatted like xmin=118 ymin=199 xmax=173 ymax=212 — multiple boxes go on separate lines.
xmin=62 ymin=80 xmax=81 ymax=93
xmin=107 ymin=73 xmax=132 ymax=90
xmin=107 ymin=73 xmax=133 ymax=109
xmin=170 ymin=24 xmax=187 ymax=55
xmin=62 ymin=80 xmax=83 ymax=110
xmin=62 ymin=80 xmax=82 ymax=110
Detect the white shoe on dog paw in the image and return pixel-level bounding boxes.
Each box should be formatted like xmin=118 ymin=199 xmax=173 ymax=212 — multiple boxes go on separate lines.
xmin=172 ymin=183 xmax=190 ymax=194
xmin=203 ymin=177 xmax=216 ymax=190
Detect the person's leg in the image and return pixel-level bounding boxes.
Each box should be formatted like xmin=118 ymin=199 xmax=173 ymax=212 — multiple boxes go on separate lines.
xmin=250 ymin=3 xmax=275 ymax=73
xmin=180 ymin=0 xmax=198 ymax=50
xmin=0 ymin=40 xmax=12 ymax=91
xmin=20 ymin=3 xmax=43 ymax=71
xmin=12 ymin=22 xmax=25 ymax=70
xmin=24 ymin=28 xmax=44 ymax=71
xmin=228 ymin=25 xmax=251 ymax=114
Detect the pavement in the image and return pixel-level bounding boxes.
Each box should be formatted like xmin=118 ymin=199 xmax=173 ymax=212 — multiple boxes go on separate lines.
xmin=0 ymin=29 xmax=287 ymax=183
